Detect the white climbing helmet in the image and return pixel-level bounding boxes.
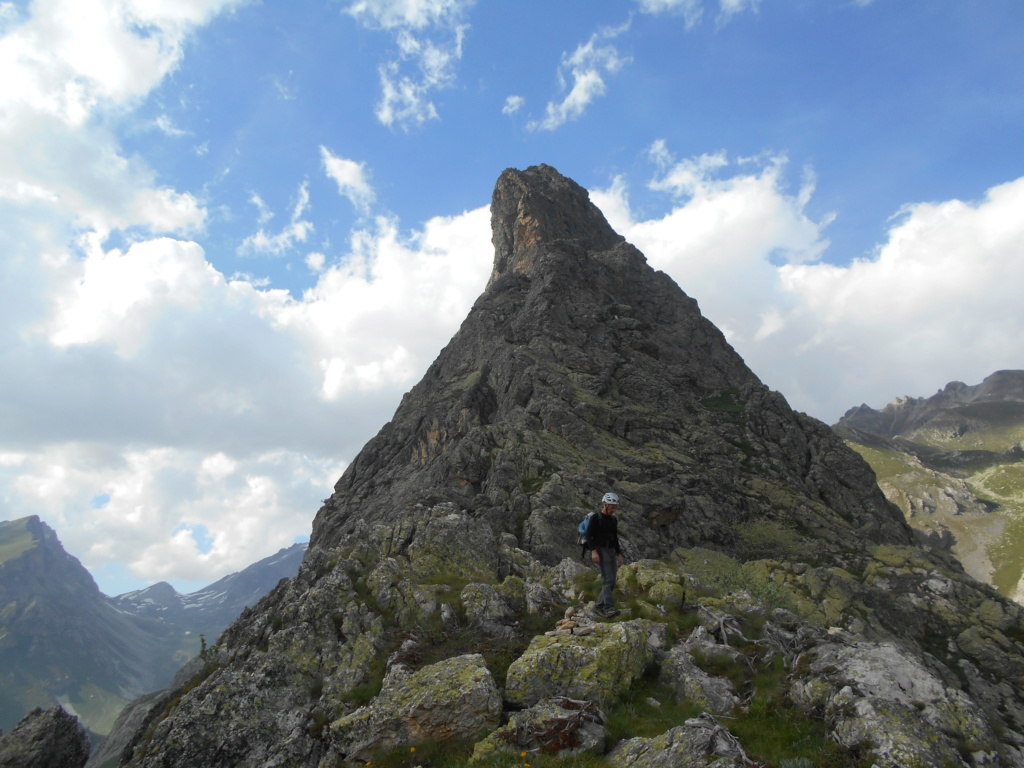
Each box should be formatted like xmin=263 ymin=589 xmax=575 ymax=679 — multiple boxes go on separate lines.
xmin=601 ymin=492 xmax=619 ymax=506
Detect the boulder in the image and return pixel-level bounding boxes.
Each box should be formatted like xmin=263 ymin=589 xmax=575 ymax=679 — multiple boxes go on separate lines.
xmin=790 ymin=641 xmax=1002 ymax=768
xmin=659 ymin=646 xmax=740 ymax=715
xmin=0 ymin=706 xmax=90 ymax=768
xmin=329 ymin=653 xmax=501 ymax=760
xmin=504 ymin=620 xmax=659 ymax=708
xmin=471 ymin=696 xmax=605 ymax=760
xmin=607 ymin=714 xmax=751 ymax=768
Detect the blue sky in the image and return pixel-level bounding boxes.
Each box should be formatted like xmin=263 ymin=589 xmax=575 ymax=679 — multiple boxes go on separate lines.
xmin=2 ymin=0 xmax=1023 ymax=595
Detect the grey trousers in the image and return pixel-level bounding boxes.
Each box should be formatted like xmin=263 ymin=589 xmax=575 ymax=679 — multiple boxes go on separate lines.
xmin=595 ymin=547 xmax=619 ymax=611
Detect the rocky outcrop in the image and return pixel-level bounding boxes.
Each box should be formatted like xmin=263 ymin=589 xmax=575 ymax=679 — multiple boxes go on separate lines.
xmin=0 ymin=706 xmax=90 ymax=768
xmin=471 ymin=697 xmax=607 ymax=760
xmin=659 ymin=647 xmax=739 ymax=715
xmin=607 ymin=714 xmax=753 ymax=768
xmin=109 ymin=165 xmax=1024 ymax=768
xmin=791 ymin=641 xmax=1002 ymax=768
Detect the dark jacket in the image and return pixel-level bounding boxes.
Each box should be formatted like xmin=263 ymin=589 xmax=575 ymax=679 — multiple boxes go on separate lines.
xmin=586 ymin=512 xmax=621 ymax=555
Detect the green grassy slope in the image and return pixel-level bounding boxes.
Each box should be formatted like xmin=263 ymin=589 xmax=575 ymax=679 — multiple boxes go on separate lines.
xmin=848 ymin=433 xmax=1024 ymax=600
xmin=0 ymin=518 xmax=37 ymax=565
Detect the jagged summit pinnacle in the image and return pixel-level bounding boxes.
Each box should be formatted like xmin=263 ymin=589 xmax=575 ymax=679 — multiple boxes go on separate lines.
xmin=309 ymin=164 xmax=910 ymax=564
xmin=488 ymin=164 xmax=623 ymax=287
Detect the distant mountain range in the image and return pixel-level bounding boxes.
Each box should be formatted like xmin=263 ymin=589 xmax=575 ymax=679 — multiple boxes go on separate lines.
xmin=0 ymin=515 xmax=304 ymax=741
xmin=833 ymin=369 xmax=1024 ymax=599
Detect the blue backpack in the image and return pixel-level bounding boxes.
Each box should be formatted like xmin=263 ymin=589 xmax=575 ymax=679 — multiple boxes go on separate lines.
xmin=576 ymin=513 xmax=596 ymax=560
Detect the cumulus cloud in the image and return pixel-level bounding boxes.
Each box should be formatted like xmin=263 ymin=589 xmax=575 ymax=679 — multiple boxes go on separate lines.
xmin=2 ymin=444 xmax=337 ymax=586
xmin=529 ymin=23 xmax=631 ymax=132
xmin=344 ymin=0 xmax=471 ymax=128
xmin=1 ymin=193 xmax=492 ymax=590
xmin=593 ymin=144 xmax=1024 ymax=423
xmin=320 ymin=147 xmax=376 ymax=213
xmin=0 ymin=0 xmax=243 ymax=235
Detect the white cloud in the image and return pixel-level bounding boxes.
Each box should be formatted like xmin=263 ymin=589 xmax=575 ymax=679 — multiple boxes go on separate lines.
xmin=0 ymin=0 xmax=235 ymax=238
xmin=320 ymin=147 xmax=376 ymax=213
xmin=345 ymin=0 xmax=471 ymax=128
xmin=529 ymin=25 xmax=631 ymax=132
xmin=278 ymin=207 xmax=493 ymax=399
xmin=634 ymin=0 xmax=760 ymax=27
xmin=718 ymin=0 xmax=760 ymax=21
xmin=4 ymin=444 xmax=335 ymax=586
xmin=345 ymin=0 xmax=466 ymax=30
xmin=249 ymin=192 xmax=274 ymax=224
xmin=502 ymin=95 xmax=524 ymax=115
xmin=593 ymin=146 xmax=1024 ymax=423
xmin=47 ymin=236 xmax=223 ymax=354
xmin=305 ymin=251 xmax=326 ymax=273
xmin=635 ymin=0 xmax=703 ymax=28
xmin=0 ymin=196 xmax=492 ymax=590
xmin=154 ymin=114 xmax=189 ymax=137
xmin=238 ymin=182 xmax=314 ymax=256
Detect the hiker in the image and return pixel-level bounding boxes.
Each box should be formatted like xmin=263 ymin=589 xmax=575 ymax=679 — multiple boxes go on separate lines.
xmin=587 ymin=492 xmax=624 ymax=617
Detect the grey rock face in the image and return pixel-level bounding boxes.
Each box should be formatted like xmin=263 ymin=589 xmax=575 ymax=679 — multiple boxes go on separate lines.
xmin=790 ymin=641 xmax=1002 ymax=768
xmin=0 ymin=706 xmax=90 ymax=768
xmin=309 ymin=163 xmax=911 ymax=570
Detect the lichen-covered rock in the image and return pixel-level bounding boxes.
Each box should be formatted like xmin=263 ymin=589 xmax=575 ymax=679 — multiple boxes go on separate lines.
xmin=329 ymin=654 xmax=501 ymax=761
xmin=504 ymin=620 xmax=659 ymax=708
xmin=367 ymin=557 xmax=445 ymax=625
xmin=607 ymin=714 xmax=751 ymax=768
xmin=462 ymin=582 xmax=518 ymax=637
xmin=683 ymin=625 xmax=747 ymax=668
xmin=790 ymin=641 xmax=1000 ymax=768
xmin=471 ymin=696 xmax=605 ymax=760
xmin=0 ymin=706 xmax=90 ymax=768
xmin=659 ymin=647 xmax=739 ymax=715
xmin=619 ymin=560 xmax=687 ymax=609
xmin=548 ymin=558 xmax=593 ymax=602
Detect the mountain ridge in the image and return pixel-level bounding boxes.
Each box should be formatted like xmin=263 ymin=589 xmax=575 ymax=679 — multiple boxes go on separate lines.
xmin=833 ymin=370 xmax=1024 ymax=600
xmin=0 ymin=514 xmax=306 ymax=741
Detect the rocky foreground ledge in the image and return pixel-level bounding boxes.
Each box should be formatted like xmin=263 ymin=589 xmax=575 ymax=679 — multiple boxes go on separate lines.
xmin=91 ymin=502 xmax=1024 ymax=768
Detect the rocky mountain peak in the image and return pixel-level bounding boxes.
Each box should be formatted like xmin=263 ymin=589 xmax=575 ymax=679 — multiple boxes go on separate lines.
xmin=488 ymin=164 xmax=623 ymax=287
xmin=102 ymin=166 xmax=1024 ymax=768
xmin=309 ymin=163 xmax=909 ymax=565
